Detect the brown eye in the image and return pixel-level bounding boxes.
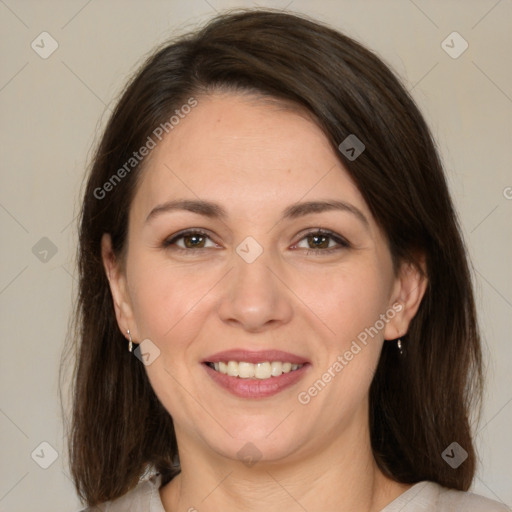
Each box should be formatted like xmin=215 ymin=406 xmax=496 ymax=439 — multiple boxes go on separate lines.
xmin=306 ymin=233 xmax=331 ymax=249
xmin=182 ymin=233 xmax=207 ymax=248
xmin=163 ymin=229 xmax=217 ymax=251
xmin=294 ymin=229 xmax=350 ymax=255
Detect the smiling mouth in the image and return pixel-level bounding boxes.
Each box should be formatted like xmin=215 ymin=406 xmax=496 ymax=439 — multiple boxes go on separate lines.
xmin=205 ymin=361 xmax=304 ymax=379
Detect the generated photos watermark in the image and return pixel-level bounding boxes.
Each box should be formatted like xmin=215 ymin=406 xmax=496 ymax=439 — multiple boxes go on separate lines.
xmin=93 ymin=97 xmax=198 ymax=200
xmin=297 ymin=302 xmax=403 ymax=405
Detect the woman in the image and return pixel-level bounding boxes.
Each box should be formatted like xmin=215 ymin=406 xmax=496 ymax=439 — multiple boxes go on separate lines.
xmin=68 ymin=9 xmax=508 ymax=512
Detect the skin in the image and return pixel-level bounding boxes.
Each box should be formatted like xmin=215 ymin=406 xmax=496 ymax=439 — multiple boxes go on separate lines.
xmin=102 ymin=93 xmax=427 ymax=512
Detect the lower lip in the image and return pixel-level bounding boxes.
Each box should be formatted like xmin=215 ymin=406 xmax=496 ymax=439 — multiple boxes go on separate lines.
xmin=203 ymin=363 xmax=310 ymax=399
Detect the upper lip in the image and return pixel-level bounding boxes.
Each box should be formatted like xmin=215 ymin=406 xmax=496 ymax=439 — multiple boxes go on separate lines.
xmin=203 ymin=349 xmax=309 ymax=365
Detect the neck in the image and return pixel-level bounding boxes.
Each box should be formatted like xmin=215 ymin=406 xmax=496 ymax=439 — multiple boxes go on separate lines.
xmin=159 ymin=421 xmax=411 ymax=512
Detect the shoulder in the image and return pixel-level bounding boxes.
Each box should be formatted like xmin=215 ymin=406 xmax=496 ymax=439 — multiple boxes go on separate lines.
xmin=77 ymin=473 xmax=165 ymax=512
xmin=382 ymin=481 xmax=510 ymax=511
xmin=437 ymin=484 xmax=510 ymax=512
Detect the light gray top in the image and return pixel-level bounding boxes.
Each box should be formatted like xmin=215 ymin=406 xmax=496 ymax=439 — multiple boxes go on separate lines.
xmin=79 ymin=474 xmax=510 ymax=511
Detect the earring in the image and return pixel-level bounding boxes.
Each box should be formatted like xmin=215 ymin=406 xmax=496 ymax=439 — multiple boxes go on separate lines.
xmin=127 ymin=329 xmax=133 ymax=353
xmin=397 ymin=338 xmax=403 ymax=355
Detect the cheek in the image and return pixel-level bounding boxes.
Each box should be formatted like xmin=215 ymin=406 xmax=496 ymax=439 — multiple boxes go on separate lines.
xmin=127 ymin=254 xmax=226 ymax=364
xmin=292 ymin=260 xmax=392 ymax=403
xmin=126 ymin=259 xmax=217 ymax=419
xmin=128 ymin=250 xmax=393 ymax=357
xmin=294 ymin=260 xmax=392 ymax=347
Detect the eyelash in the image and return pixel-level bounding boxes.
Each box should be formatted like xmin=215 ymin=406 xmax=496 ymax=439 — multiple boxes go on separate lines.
xmin=162 ymin=228 xmax=350 ymax=256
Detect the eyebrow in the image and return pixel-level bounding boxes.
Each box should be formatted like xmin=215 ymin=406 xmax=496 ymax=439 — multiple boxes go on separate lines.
xmin=145 ymin=199 xmax=369 ymax=227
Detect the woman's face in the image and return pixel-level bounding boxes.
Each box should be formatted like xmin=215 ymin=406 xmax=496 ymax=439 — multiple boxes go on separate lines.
xmin=104 ymin=93 xmax=424 ymax=465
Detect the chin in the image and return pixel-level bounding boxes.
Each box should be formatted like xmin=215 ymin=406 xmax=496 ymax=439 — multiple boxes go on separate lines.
xmin=201 ymin=418 xmax=308 ymax=466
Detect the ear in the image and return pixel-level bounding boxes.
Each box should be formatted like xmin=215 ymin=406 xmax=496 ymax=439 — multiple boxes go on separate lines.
xmin=384 ymin=256 xmax=428 ymax=340
xmin=101 ymin=233 xmax=138 ymax=340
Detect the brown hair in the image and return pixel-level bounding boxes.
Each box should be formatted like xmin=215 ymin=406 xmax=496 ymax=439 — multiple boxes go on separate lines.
xmin=63 ymin=9 xmax=483 ymax=506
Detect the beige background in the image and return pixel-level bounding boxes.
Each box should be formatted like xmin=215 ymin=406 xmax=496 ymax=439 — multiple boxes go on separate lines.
xmin=0 ymin=1 xmax=511 ymax=510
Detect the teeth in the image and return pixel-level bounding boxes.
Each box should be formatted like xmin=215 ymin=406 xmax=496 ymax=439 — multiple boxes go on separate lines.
xmin=227 ymin=360 xmax=239 ymax=377
xmin=238 ymin=362 xmax=255 ymax=378
xmin=255 ymin=362 xmax=271 ymax=379
xmin=209 ymin=360 xmax=304 ymax=379
xmin=271 ymin=361 xmax=283 ymax=377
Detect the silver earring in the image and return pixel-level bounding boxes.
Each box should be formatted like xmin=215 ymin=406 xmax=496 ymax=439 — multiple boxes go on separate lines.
xmin=397 ymin=338 xmax=403 ymax=355
xmin=127 ymin=329 xmax=133 ymax=353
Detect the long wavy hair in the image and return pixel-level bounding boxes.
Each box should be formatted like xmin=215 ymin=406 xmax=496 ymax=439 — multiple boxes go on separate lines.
xmin=62 ymin=9 xmax=483 ymax=506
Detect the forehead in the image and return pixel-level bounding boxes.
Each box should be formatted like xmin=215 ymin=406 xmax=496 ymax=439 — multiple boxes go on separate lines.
xmin=132 ymin=93 xmax=370 ymax=221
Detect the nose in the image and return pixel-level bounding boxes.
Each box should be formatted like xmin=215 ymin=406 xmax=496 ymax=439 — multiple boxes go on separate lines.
xmin=216 ymin=250 xmax=294 ymax=333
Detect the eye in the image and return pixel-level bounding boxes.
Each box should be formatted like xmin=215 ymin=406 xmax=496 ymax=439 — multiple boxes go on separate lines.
xmin=293 ymin=229 xmax=350 ymax=255
xmin=162 ymin=228 xmax=349 ymax=255
xmin=163 ymin=229 xmax=219 ymax=251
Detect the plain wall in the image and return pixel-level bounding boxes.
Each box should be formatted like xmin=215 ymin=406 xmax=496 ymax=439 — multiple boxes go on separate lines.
xmin=0 ymin=1 xmax=510 ymax=510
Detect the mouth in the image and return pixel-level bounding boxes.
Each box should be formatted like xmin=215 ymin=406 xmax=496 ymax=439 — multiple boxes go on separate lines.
xmin=202 ymin=349 xmax=310 ymax=399
xmin=205 ymin=360 xmax=304 ymax=379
